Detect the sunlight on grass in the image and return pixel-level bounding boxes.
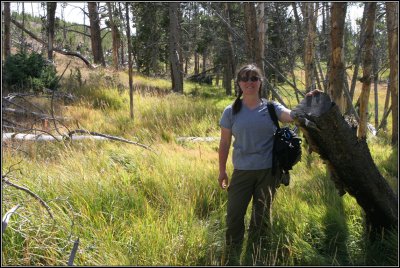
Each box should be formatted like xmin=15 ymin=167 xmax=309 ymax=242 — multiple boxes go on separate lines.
xmin=2 ymin=70 xmax=397 ymax=266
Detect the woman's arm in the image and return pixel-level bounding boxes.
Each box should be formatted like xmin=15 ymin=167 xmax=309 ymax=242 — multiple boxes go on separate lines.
xmin=218 ymin=127 xmax=232 ymax=189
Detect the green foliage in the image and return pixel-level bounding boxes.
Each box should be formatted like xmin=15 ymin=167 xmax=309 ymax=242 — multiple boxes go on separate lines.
xmin=2 ymin=51 xmax=59 ymax=92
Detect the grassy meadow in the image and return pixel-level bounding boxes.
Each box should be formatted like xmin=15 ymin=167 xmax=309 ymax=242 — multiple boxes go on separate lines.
xmin=2 ymin=61 xmax=398 ymax=266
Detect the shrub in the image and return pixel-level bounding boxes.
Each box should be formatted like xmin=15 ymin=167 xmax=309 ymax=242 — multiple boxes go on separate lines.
xmin=2 ymin=51 xmax=59 ymax=92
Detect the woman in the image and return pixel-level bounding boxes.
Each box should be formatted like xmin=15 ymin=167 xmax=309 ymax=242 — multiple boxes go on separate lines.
xmin=218 ymin=63 xmax=314 ymax=265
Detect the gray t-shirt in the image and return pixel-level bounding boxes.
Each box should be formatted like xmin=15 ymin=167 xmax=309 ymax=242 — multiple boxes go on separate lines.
xmin=219 ymin=99 xmax=285 ymax=170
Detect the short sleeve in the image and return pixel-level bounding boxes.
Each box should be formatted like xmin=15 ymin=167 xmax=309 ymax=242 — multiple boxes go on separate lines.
xmin=272 ymin=101 xmax=287 ymax=119
xmin=219 ymin=105 xmax=233 ymax=129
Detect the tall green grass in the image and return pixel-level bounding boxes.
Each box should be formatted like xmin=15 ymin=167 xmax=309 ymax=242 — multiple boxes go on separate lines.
xmin=2 ymin=74 xmax=397 ymax=266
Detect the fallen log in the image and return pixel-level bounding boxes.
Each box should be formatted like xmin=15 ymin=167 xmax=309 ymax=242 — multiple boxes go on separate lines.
xmin=291 ymin=92 xmax=397 ymax=232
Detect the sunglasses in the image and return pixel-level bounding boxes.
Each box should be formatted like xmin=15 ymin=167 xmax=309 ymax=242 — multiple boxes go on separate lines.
xmin=239 ymin=76 xmax=260 ymax=82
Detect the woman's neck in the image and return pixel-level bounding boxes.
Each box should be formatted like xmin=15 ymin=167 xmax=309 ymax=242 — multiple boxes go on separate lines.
xmin=242 ymin=95 xmax=261 ymax=109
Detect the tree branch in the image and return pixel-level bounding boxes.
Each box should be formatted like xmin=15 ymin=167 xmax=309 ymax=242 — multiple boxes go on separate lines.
xmin=2 ymin=177 xmax=54 ymax=220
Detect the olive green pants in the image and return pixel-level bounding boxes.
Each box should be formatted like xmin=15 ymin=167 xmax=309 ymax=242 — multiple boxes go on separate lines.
xmin=225 ymin=169 xmax=278 ymax=265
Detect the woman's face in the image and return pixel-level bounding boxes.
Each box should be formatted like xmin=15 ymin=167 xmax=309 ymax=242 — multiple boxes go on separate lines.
xmin=238 ymin=71 xmax=261 ymax=96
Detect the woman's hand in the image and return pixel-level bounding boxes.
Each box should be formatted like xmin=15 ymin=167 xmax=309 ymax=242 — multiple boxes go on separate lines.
xmin=218 ymin=171 xmax=229 ymax=189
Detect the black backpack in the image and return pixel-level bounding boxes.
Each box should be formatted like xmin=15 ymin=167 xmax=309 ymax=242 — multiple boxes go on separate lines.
xmin=267 ymin=102 xmax=302 ymax=185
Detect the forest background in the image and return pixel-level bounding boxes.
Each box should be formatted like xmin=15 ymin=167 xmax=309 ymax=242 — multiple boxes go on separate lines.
xmin=1 ymin=2 xmax=398 ymax=266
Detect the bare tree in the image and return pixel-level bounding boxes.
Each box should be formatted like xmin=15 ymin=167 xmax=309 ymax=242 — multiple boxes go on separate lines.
xmin=347 ymin=3 xmax=368 ymax=113
xmin=328 ymin=2 xmax=347 ymax=113
xmin=386 ymin=2 xmax=398 ymax=145
xmin=125 ymin=3 xmax=134 ymax=120
xmin=46 ymin=2 xmax=57 ymax=61
xmin=222 ymin=3 xmax=235 ymax=96
xmin=304 ymin=3 xmax=318 ymax=92
xmin=88 ymin=2 xmax=105 ymax=66
xmin=358 ymin=3 xmax=376 ymax=139
xmin=3 ymin=2 xmax=11 ymax=59
xmin=106 ymin=2 xmax=120 ymax=70
xmin=168 ymin=2 xmax=183 ymax=93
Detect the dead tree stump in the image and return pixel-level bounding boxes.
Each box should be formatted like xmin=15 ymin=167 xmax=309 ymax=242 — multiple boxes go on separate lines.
xmin=291 ymin=92 xmax=397 ymax=232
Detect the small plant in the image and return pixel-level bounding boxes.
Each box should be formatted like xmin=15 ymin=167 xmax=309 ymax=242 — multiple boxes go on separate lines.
xmin=2 ymin=51 xmax=59 ymax=93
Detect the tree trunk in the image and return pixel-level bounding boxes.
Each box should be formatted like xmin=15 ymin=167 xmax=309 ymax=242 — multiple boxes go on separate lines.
xmin=106 ymin=2 xmax=120 ymax=70
xmin=304 ymin=3 xmax=317 ymax=92
xmin=348 ymin=3 xmax=368 ymax=113
xmin=125 ymin=3 xmax=134 ymax=120
xmin=358 ymin=3 xmax=376 ymax=139
xmin=3 ymin=2 xmax=11 ymax=59
xmin=243 ymin=3 xmax=257 ymax=63
xmin=118 ymin=3 xmax=125 ymax=67
xmin=256 ymin=2 xmax=265 ymax=73
xmin=88 ymin=2 xmax=105 ymax=66
xmin=328 ymin=2 xmax=347 ymax=113
xmin=386 ymin=2 xmax=398 ymax=145
xmin=292 ymin=3 xmax=304 ymax=60
xmin=168 ymin=2 xmax=183 ymax=93
xmin=47 ymin=2 xmax=57 ymax=61
xmin=373 ymin=45 xmax=379 ymax=130
xmin=292 ymin=92 xmax=398 ymax=232
xmin=222 ymin=2 xmax=234 ymax=96
xmin=379 ymin=81 xmax=391 ymax=131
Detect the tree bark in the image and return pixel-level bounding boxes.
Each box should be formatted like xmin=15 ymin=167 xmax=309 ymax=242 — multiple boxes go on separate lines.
xmin=222 ymin=3 xmax=234 ymax=96
xmin=106 ymin=2 xmax=120 ymax=70
xmin=386 ymin=2 xmax=398 ymax=145
xmin=88 ymin=2 xmax=105 ymax=66
xmin=358 ymin=3 xmax=376 ymax=139
xmin=292 ymin=92 xmax=398 ymax=232
xmin=46 ymin=2 xmax=57 ymax=61
xmin=125 ymin=3 xmax=134 ymax=120
xmin=243 ymin=3 xmax=256 ymax=63
xmin=348 ymin=3 xmax=368 ymax=113
xmin=168 ymin=2 xmax=183 ymax=93
xmin=328 ymin=2 xmax=347 ymax=113
xmin=304 ymin=3 xmax=317 ymax=92
xmin=3 ymin=2 xmax=11 ymax=59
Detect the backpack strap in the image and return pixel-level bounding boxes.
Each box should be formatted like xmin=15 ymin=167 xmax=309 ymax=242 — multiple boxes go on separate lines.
xmin=267 ymin=102 xmax=280 ymax=129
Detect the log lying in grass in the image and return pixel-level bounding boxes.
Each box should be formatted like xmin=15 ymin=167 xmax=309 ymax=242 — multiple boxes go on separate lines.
xmin=3 ymin=130 xmax=155 ymax=153
xmin=2 ymin=132 xmax=107 ymax=142
xmin=291 ymin=92 xmax=398 ymax=232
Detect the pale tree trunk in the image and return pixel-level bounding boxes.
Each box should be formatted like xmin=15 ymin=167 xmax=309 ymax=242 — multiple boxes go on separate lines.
xmin=292 ymin=3 xmax=304 ymax=59
xmin=324 ymin=3 xmax=332 ymax=86
xmin=256 ymin=2 xmax=265 ymax=73
xmin=328 ymin=2 xmax=347 ymax=113
xmin=47 ymin=2 xmax=57 ymax=61
xmin=168 ymin=2 xmax=183 ymax=93
xmin=256 ymin=2 xmax=266 ymax=97
xmin=373 ymin=46 xmax=379 ymax=129
xmin=125 ymin=3 xmax=134 ymax=120
xmin=379 ymin=82 xmax=391 ymax=131
xmin=348 ymin=3 xmax=368 ymax=113
xmin=358 ymin=3 xmax=376 ymax=139
xmin=304 ymin=3 xmax=317 ymax=92
xmin=106 ymin=2 xmax=120 ymax=70
xmin=88 ymin=2 xmax=105 ymax=66
xmin=222 ymin=3 xmax=234 ymax=96
xmin=3 ymin=2 xmax=11 ymax=59
xmin=118 ymin=3 xmax=125 ymax=66
xmin=386 ymin=2 xmax=398 ymax=145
